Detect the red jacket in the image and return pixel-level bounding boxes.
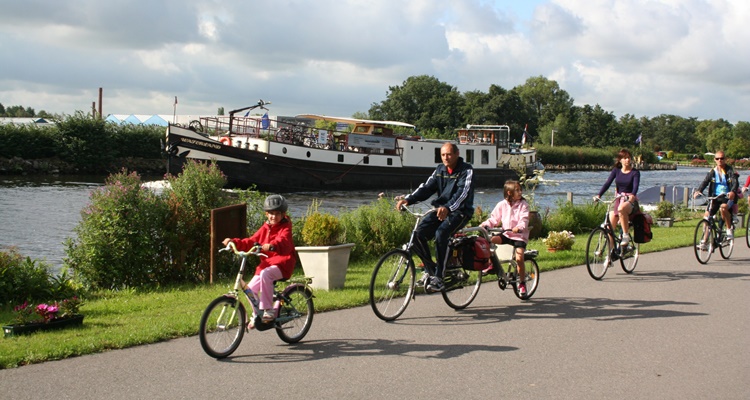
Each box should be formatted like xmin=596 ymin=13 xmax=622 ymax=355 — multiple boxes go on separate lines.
xmin=230 ymin=218 xmax=296 ymax=279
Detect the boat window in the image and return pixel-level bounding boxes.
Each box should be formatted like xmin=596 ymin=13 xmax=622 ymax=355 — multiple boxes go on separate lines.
xmin=338 ymin=154 xmax=344 ymax=162
xmin=387 ymin=158 xmax=392 ymax=166
xmin=465 ymin=150 xmax=474 ymax=164
xmin=282 ymin=147 xmax=287 ymax=154
xmin=363 ymin=156 xmax=369 ymax=164
xmin=481 ymin=150 xmax=489 ymax=165
xmin=434 ymin=148 xmax=441 ymax=164
xmin=306 ymin=151 xmax=311 ymax=158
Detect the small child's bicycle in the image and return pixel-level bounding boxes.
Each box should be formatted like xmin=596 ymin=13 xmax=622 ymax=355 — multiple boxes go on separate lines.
xmin=199 ymin=242 xmax=314 ymax=359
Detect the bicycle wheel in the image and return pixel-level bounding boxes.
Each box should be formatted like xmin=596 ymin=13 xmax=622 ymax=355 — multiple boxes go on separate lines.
xmin=620 ymin=242 xmax=640 ymax=274
xmin=745 ymin=212 xmax=750 ymax=248
xmin=719 ymin=233 xmax=734 ymax=259
xmin=441 ymin=267 xmax=482 ymax=310
xmin=693 ymin=219 xmax=714 ymax=264
xmin=515 ymin=258 xmax=540 ymax=300
xmin=369 ymin=249 xmax=416 ymax=321
xmin=586 ymin=227 xmax=612 ymax=280
xmin=199 ymin=295 xmax=246 ymax=359
xmin=275 ymin=284 xmax=314 ymax=344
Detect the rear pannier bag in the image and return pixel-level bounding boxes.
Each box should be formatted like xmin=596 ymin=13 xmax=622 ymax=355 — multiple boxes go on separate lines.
xmin=452 ymin=235 xmax=492 ymax=270
xmin=631 ymin=212 xmax=653 ymax=243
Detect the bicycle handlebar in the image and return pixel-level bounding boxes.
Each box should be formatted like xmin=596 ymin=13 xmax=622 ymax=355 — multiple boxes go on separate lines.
xmin=219 ymin=241 xmax=268 ymax=258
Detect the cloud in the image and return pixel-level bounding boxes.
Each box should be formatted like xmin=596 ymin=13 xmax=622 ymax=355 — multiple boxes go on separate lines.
xmin=0 ymin=0 xmax=748 ymax=123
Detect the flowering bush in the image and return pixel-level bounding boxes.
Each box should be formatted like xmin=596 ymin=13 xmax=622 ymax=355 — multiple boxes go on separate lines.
xmin=11 ymin=297 xmax=83 ymax=325
xmin=542 ymin=230 xmax=575 ymax=250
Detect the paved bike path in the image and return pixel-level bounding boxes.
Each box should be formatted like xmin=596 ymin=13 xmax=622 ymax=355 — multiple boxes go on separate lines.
xmin=2 ymin=245 xmax=749 ymax=399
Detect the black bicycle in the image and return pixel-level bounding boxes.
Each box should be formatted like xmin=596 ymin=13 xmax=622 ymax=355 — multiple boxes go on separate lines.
xmin=693 ymin=195 xmax=734 ymax=264
xmin=586 ymin=194 xmax=641 ymax=280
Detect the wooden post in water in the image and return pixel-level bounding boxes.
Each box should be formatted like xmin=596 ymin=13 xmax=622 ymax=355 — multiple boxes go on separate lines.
xmin=567 ymin=192 xmax=573 ymax=203
xmin=683 ymin=187 xmax=690 ymax=207
xmin=660 ymin=186 xmax=666 ymax=202
xmin=210 ymin=204 xmax=247 ymax=284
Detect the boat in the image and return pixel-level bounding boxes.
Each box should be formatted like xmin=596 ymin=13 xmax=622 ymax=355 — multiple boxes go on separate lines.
xmin=163 ymin=101 xmax=542 ymax=193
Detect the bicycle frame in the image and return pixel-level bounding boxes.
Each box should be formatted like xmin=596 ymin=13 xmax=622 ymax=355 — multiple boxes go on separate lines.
xmin=586 ymin=194 xmax=640 ymax=280
xmin=693 ymin=195 xmax=735 ymax=264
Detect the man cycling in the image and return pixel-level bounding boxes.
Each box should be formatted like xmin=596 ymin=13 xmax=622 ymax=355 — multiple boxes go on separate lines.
xmin=395 ymin=142 xmax=474 ymax=292
xmin=693 ymin=151 xmax=738 ymax=241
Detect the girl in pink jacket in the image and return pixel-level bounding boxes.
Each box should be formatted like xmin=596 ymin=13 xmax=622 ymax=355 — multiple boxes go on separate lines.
xmin=481 ymin=180 xmax=530 ymax=296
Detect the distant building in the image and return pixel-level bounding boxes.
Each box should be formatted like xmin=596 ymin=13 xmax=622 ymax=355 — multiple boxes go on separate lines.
xmin=105 ymin=114 xmax=217 ymax=126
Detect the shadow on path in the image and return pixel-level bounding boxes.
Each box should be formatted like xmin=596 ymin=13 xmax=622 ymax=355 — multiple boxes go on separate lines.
xmin=219 ymin=338 xmax=516 ymax=364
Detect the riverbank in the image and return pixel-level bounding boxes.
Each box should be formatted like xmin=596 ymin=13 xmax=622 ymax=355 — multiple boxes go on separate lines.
xmin=544 ymin=162 xmax=677 ymax=171
xmin=0 ymin=156 xmax=164 ymax=176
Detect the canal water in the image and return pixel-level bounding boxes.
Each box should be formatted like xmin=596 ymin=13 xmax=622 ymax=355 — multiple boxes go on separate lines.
xmin=0 ymin=167 xmax=712 ymax=274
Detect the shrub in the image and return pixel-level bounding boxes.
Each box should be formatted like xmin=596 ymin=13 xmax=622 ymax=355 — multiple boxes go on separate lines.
xmin=0 ymin=248 xmax=82 ymax=306
xmin=302 ymin=212 xmax=343 ymax=246
xmin=339 ymin=197 xmax=413 ymax=261
xmin=543 ymin=200 xmax=601 ymax=235
xmin=654 ymin=201 xmax=675 ymax=219
xmin=163 ymin=161 xmax=233 ymax=283
xmin=65 ymin=170 xmax=170 ymax=289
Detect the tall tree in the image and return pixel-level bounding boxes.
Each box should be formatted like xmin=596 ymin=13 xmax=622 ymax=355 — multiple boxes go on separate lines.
xmin=369 ymin=75 xmax=464 ymax=136
xmin=515 ymin=76 xmax=574 ymax=129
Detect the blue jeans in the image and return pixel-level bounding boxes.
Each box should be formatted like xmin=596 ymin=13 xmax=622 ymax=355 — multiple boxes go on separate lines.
xmin=413 ymin=210 xmax=472 ymax=278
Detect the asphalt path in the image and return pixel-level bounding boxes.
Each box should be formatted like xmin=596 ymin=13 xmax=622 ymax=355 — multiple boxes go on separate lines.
xmin=2 ymin=244 xmax=749 ymax=399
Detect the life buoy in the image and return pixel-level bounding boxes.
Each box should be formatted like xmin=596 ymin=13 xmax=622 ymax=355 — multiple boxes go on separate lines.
xmin=220 ymin=137 xmax=231 ymax=146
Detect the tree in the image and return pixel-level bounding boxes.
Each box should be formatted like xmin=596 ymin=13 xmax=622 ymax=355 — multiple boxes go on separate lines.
xmin=217 ymin=107 xmax=225 ymax=116
xmin=515 ymin=76 xmax=574 ymax=129
xmin=571 ymin=104 xmax=620 ymax=148
xmin=369 ymin=75 xmax=464 ymax=136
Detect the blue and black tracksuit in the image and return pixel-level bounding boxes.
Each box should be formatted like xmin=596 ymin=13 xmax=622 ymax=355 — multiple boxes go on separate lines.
xmin=404 ymin=157 xmax=475 ymax=277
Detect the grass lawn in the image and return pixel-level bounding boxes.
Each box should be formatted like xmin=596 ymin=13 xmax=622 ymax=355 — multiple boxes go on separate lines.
xmin=1 ymin=218 xmax=744 ymax=369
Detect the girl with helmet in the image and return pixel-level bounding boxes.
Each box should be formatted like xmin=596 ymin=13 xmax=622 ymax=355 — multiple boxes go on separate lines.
xmin=222 ymin=194 xmax=295 ymax=324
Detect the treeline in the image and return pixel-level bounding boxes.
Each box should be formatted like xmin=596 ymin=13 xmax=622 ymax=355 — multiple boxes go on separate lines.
xmin=0 ymin=112 xmax=163 ymax=173
xmin=0 ymin=103 xmax=59 ymax=119
xmin=366 ymin=75 xmax=750 ymax=159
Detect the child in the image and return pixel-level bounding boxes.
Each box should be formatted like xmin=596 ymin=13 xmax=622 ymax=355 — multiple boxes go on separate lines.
xmin=480 ymin=180 xmax=530 ymax=296
xmin=222 ymin=194 xmax=295 ymax=324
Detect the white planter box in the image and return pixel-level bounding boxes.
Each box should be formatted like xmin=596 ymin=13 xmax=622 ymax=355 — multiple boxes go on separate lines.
xmin=296 ymin=243 xmax=355 ymax=290
xmin=656 ymin=218 xmax=674 ymax=227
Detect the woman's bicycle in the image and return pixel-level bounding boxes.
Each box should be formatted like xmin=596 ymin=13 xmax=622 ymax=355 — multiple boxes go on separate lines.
xmin=199 ymin=242 xmax=314 ymax=359
xmin=586 ymin=194 xmax=641 ymax=280
xmin=693 ymin=195 xmax=735 ymax=264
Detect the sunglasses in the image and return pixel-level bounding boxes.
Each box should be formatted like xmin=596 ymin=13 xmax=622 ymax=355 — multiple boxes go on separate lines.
xmin=715 ymin=157 xmax=725 ymax=160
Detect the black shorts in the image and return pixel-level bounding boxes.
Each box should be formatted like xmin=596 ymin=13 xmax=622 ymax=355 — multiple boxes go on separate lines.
xmin=708 ymin=196 xmax=730 ymax=216
xmin=496 ymin=234 xmax=527 ymax=249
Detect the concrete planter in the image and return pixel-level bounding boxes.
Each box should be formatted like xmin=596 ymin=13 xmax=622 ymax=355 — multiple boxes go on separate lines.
xmin=656 ymin=217 xmax=674 ymax=227
xmin=3 ymin=314 xmax=84 ymax=338
xmin=296 ymin=243 xmax=355 ymax=290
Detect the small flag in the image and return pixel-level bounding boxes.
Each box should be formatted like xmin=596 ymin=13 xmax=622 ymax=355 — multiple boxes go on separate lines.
xmin=521 ymin=124 xmax=528 ymax=146
xmin=261 ymin=112 xmax=270 ymax=129
xmin=174 ymin=96 xmax=178 ymax=105
xmin=635 ymin=133 xmax=642 ymax=144
xmin=244 ymin=110 xmax=250 ymax=117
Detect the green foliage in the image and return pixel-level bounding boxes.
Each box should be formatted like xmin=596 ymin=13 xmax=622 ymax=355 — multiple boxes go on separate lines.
xmin=66 ymin=162 xmax=234 ymax=289
xmin=338 ymin=197 xmax=413 ymax=260
xmin=65 ymin=170 xmax=171 ymax=289
xmin=163 ymin=161 xmax=232 ymax=282
xmin=302 ymin=212 xmax=343 ymax=246
xmin=654 ymin=201 xmax=675 ymax=219
xmin=535 ymin=145 xmax=619 ymax=166
xmin=0 ymin=248 xmax=82 ymax=306
xmin=54 ymin=112 xmax=115 ymax=170
xmin=0 ymin=113 xmax=163 ymax=171
xmin=543 ymin=200 xmax=602 ymax=235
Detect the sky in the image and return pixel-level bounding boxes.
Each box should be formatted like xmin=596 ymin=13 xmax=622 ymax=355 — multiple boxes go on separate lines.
xmin=1 ymin=0 xmax=749 ymax=124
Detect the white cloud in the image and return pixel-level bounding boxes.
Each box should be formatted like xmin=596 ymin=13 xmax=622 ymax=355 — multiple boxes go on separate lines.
xmin=0 ymin=0 xmax=748 ymax=122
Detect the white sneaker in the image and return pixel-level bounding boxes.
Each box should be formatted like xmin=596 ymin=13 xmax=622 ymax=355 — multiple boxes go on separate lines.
xmin=602 ymin=255 xmax=611 ymax=268
xmin=726 ymin=229 xmax=734 ymax=239
xmin=697 ymin=241 xmax=708 ymax=251
xmin=620 ymin=233 xmax=631 ymax=247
